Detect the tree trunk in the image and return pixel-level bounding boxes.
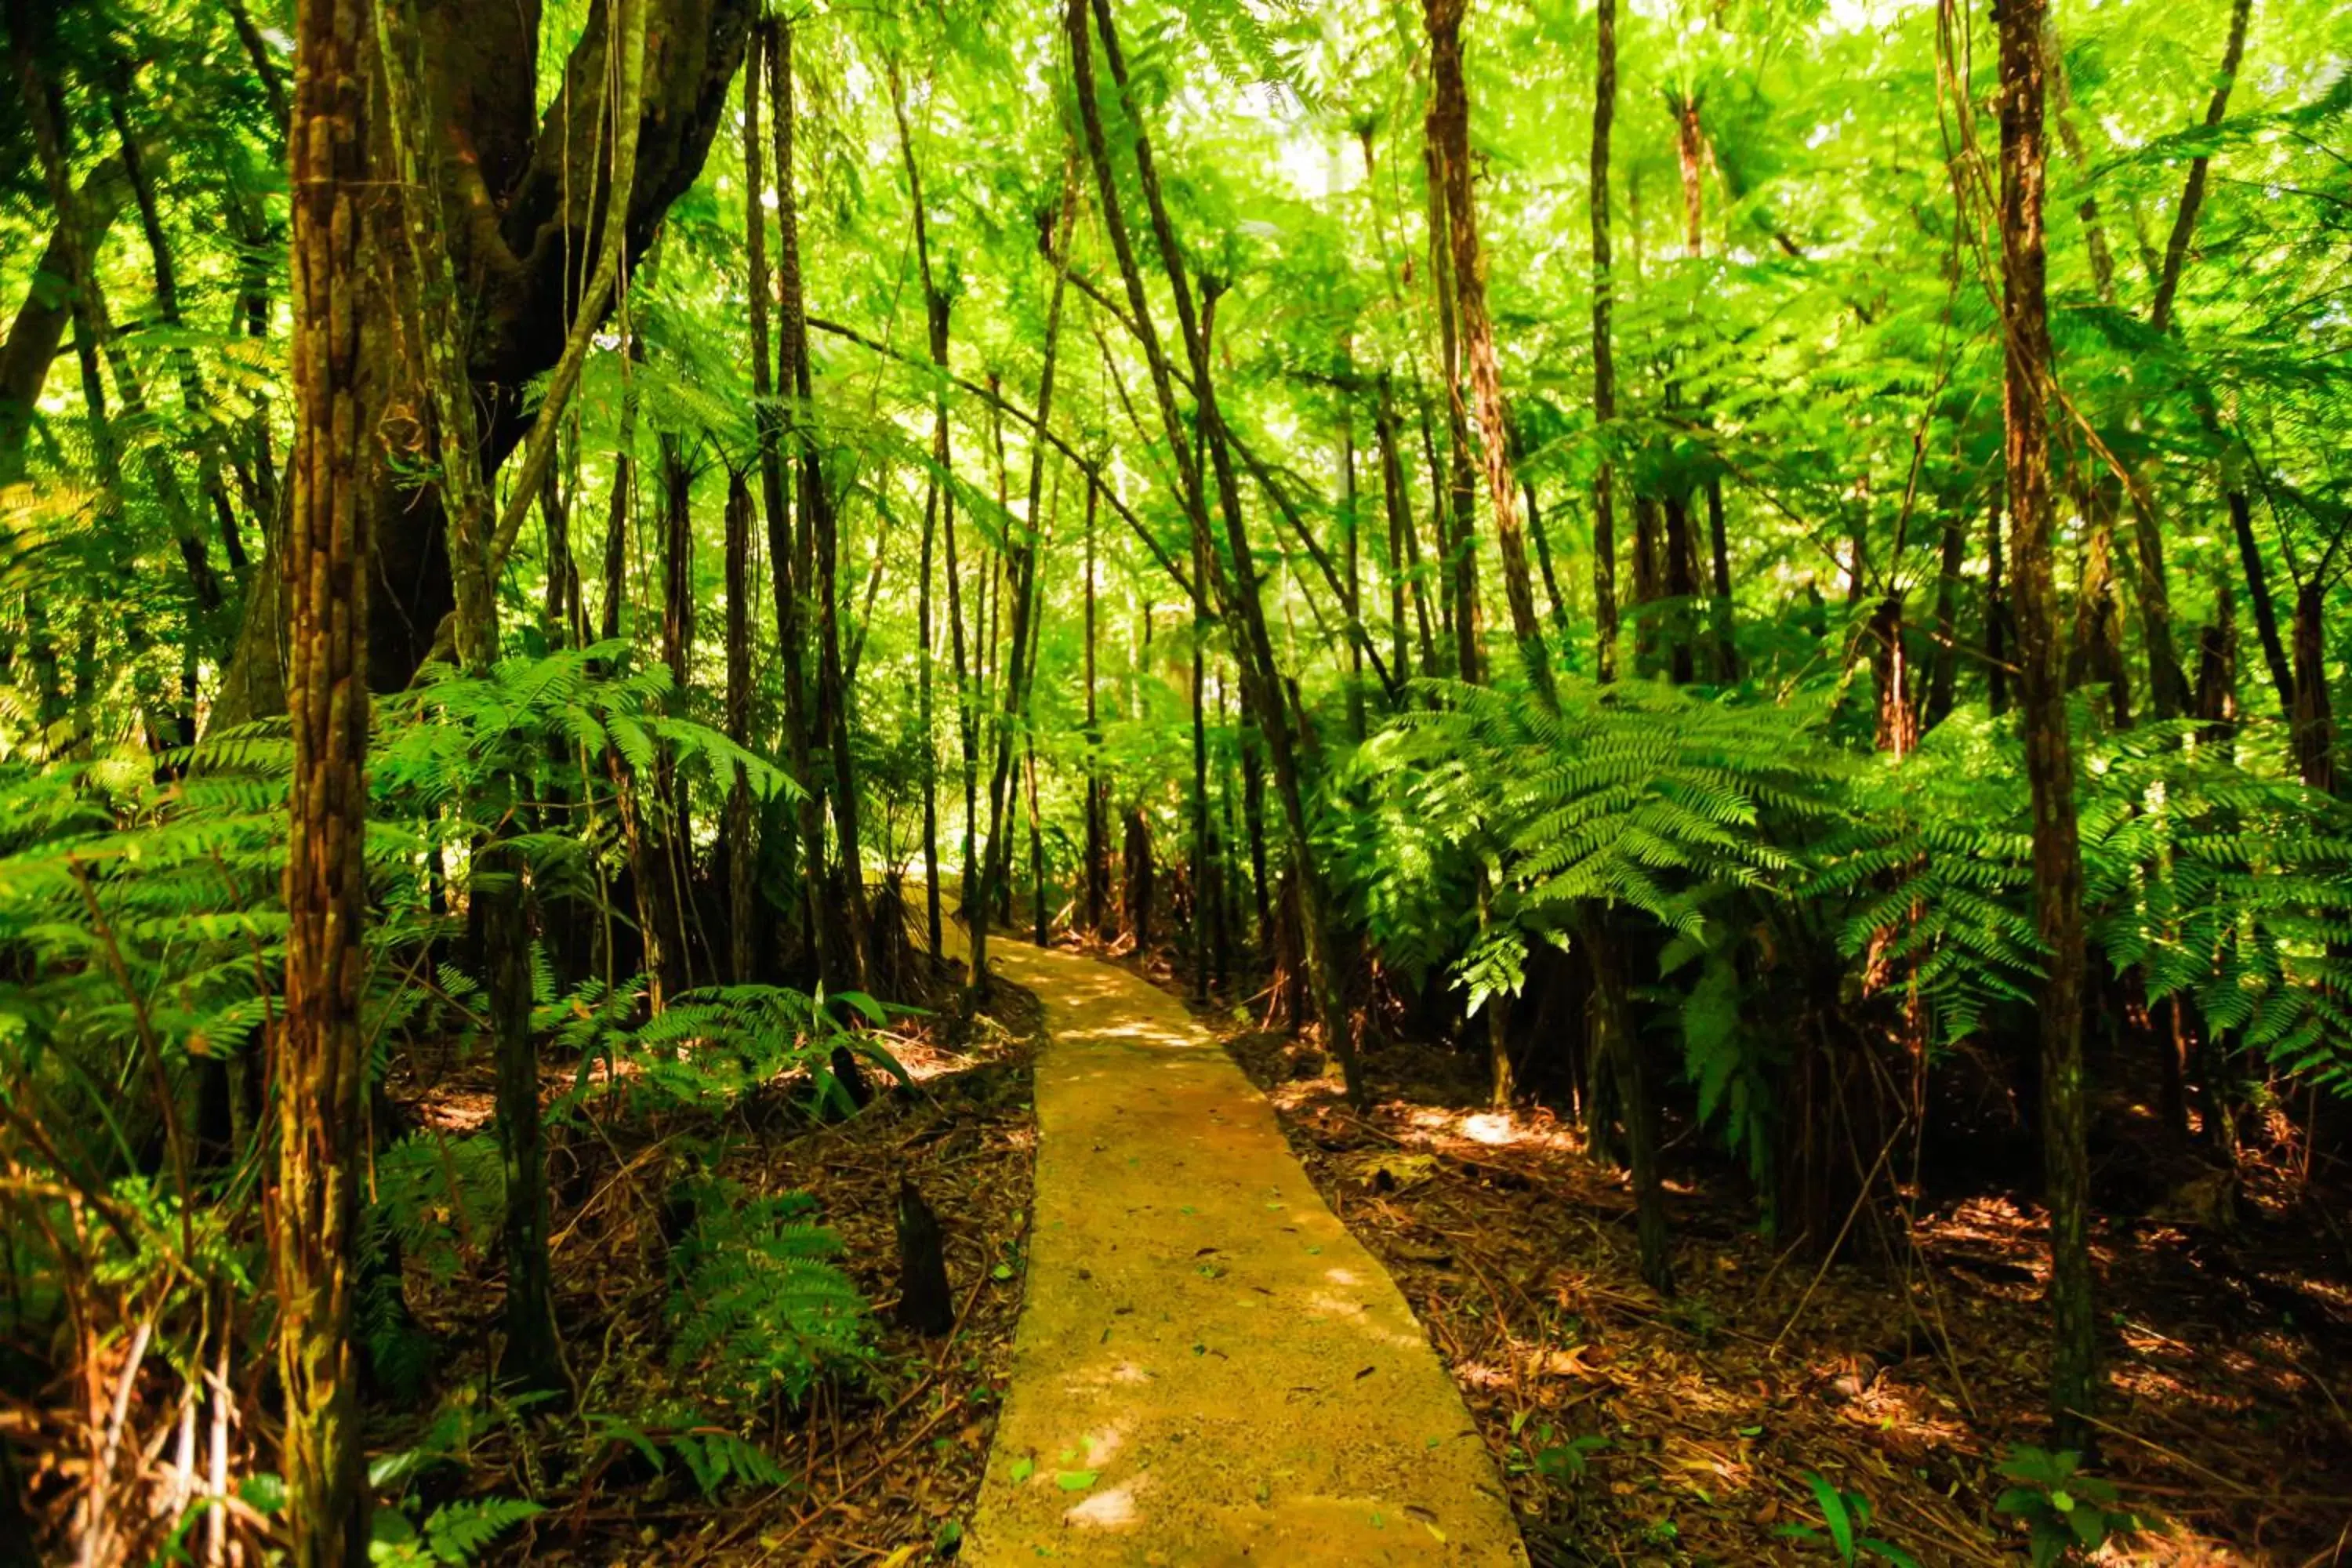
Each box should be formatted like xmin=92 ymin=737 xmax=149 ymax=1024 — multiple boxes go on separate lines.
xmin=376 ymin=0 xmax=576 ymax=1395
xmin=1425 ymin=0 xmax=1550 ymax=701
xmin=891 ymin=64 xmax=950 ymax=964
xmin=109 ymin=74 xmax=254 ymax=585
xmin=1083 ymin=476 xmax=1109 ymax=937
xmin=2229 ymin=488 xmax=2296 ymax=721
xmin=224 ymin=0 xmax=754 ymax=704
xmin=2067 ymin=479 xmax=2132 ymax=727
xmin=1421 ymin=136 xmax=1484 ymax=690
xmin=1869 ymin=593 xmax=1918 ymax=757
xmin=1663 ymin=493 xmax=1697 ymax=685
xmin=724 ymin=469 xmax=756 ymax=982
xmin=1987 ymin=497 xmax=2013 ymax=717
xmin=1192 ymin=528 xmax=1213 ymax=1004
xmin=1341 ymin=398 xmax=1367 ymax=740
xmin=1377 ymin=377 xmax=1431 ymax=684
xmin=1585 ymin=916 xmax=1671 ymax=1294
xmin=1998 ymin=0 xmax=2098 ymax=1444
xmin=599 ymin=342 xmax=639 ymax=643
xmin=746 ymin=23 xmax=829 ymax=983
xmin=274 ymin=0 xmax=375 ymax=1553
xmin=979 ymin=159 xmax=1081 ymax=993
xmin=0 ymin=153 xmax=127 ymax=481
xmin=1632 ymin=495 xmax=1664 ymax=674
xmin=774 ymin=23 xmax=871 ymax=985
xmin=2147 ymin=0 xmax=2255 ymax=336
xmin=1590 ymin=0 xmax=1621 ymax=684
xmin=1078 ymin=0 xmax=1364 ymax=1102
xmin=1925 ymin=510 xmax=1965 ymax=728
xmin=1706 ymin=477 xmax=1737 ymax=683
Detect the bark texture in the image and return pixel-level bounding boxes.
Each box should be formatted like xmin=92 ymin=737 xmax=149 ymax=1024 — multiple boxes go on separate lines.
xmin=1997 ymin=0 xmax=2097 ymax=1445
xmin=274 ymin=0 xmax=377 ymax=1555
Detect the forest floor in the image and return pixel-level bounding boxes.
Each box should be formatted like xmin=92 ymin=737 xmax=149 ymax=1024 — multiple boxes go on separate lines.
xmin=397 ymin=916 xmax=2352 ymax=1567
xmin=401 ymin=957 xmax=1045 ymax=1566
xmin=1195 ymin=997 xmax=2352 ymax=1567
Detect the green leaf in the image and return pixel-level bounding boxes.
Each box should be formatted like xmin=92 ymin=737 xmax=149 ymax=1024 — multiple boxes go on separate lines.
xmin=1055 ymin=1469 xmax=1098 ymax=1492
xmin=1802 ymin=1471 xmax=1855 ymax=1562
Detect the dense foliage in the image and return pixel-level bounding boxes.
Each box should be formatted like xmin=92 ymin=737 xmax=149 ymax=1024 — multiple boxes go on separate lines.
xmin=0 ymin=0 xmax=2345 ymax=1559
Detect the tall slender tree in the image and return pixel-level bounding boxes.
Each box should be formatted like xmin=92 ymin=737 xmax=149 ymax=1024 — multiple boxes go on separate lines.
xmin=1997 ymin=0 xmax=2097 ymax=1445
xmin=274 ymin=0 xmax=376 ymax=1554
xmin=1590 ymin=0 xmax=1621 ymax=684
xmin=1424 ymin=0 xmax=1552 ymax=703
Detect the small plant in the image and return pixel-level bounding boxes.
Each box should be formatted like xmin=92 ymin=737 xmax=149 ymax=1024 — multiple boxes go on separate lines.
xmin=1777 ymin=1471 xmax=1920 ymax=1566
xmin=1994 ymin=1446 xmax=2132 ymax=1566
xmin=664 ymin=1178 xmax=873 ymax=1406
xmin=1508 ymin=1412 xmax=1610 ymax=1487
xmin=368 ymin=1496 xmax=544 ymax=1566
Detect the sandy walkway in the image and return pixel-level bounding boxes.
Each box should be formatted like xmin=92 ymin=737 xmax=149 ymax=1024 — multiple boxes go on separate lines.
xmin=962 ymin=934 xmax=1526 ymax=1565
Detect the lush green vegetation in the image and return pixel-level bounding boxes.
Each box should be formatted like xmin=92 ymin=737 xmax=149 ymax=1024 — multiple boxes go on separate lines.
xmin=1 ymin=0 xmax=2346 ymax=1559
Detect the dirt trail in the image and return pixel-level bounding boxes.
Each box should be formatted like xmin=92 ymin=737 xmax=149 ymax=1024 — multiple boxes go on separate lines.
xmin=960 ymin=931 xmax=1526 ymax=1565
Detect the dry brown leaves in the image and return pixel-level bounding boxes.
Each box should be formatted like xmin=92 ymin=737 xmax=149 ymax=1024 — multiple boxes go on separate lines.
xmin=388 ymin=984 xmax=1046 ymax=1568
xmin=1221 ymin=1029 xmax=2352 ymax=1568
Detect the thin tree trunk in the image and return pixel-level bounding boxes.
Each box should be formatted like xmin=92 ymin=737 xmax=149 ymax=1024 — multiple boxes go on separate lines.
xmin=1083 ymin=474 xmax=1109 ymax=936
xmin=13 ymin=10 xmax=122 ymax=511
xmin=2067 ymin=479 xmax=2133 ymax=726
xmin=978 ymin=158 xmax=1080 ymax=993
xmin=1870 ymin=593 xmax=1918 ymax=757
xmin=725 ymin=468 xmax=756 ymax=982
xmin=1586 ymin=916 xmax=1671 ymax=1293
xmin=1192 ymin=517 xmax=1212 ymax=1004
xmin=774 ymin=23 xmax=869 ymax=984
xmin=1422 ymin=136 xmax=1483 ymax=689
xmin=541 ymin=458 xmax=574 ymax=643
xmin=24 ymin=41 xmax=220 ymax=625
xmin=1987 ymin=496 xmax=2012 ymax=717
xmin=2045 ymin=20 xmax=2117 ymax=307
xmin=599 ymin=354 xmax=637 ymax=644
xmin=1926 ymin=508 xmax=1965 ymax=727
xmin=891 ymin=64 xmax=949 ymax=962
xmin=1078 ymin=0 xmax=1363 ymax=1102
xmin=1705 ymin=477 xmax=1737 ymax=682
xmin=0 ymin=157 xmax=129 ymax=482
xmin=2147 ymin=0 xmax=2255 ymax=336
xmin=275 ymin=0 xmax=373 ymax=1552
xmin=1998 ymin=0 xmax=2097 ymax=1443
xmin=1425 ymin=0 xmax=1551 ymax=702
xmin=375 ymin=0 xmax=589 ymax=1395
xmin=1664 ymin=494 xmax=1697 ymax=684
xmin=108 ymin=74 xmax=252 ymax=583
xmin=2229 ymin=488 xmax=2296 ymax=720
xmin=757 ymin=20 xmax=837 ymax=983
xmin=1377 ymin=377 xmax=1430 ymax=684
xmin=1027 ymin=724 xmax=1048 ymax=946
xmin=1524 ymin=463 xmax=1573 ymax=644
xmin=2192 ymin=568 xmax=2237 ymax=740
xmin=1633 ymin=495 xmax=1664 ymax=673
xmin=1591 ymin=0 xmax=1621 ymax=684
xmin=1341 ymin=397 xmax=1367 ymax=740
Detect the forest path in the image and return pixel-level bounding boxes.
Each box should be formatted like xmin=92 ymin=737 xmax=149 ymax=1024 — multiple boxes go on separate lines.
xmin=958 ymin=928 xmax=1526 ymax=1565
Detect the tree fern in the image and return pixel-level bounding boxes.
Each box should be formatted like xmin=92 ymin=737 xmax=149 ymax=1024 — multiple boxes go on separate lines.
xmin=664 ymin=1178 xmax=873 ymax=1408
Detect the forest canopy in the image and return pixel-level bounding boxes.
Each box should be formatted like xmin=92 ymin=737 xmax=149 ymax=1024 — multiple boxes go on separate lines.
xmin=1 ymin=0 xmax=2348 ymax=1561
